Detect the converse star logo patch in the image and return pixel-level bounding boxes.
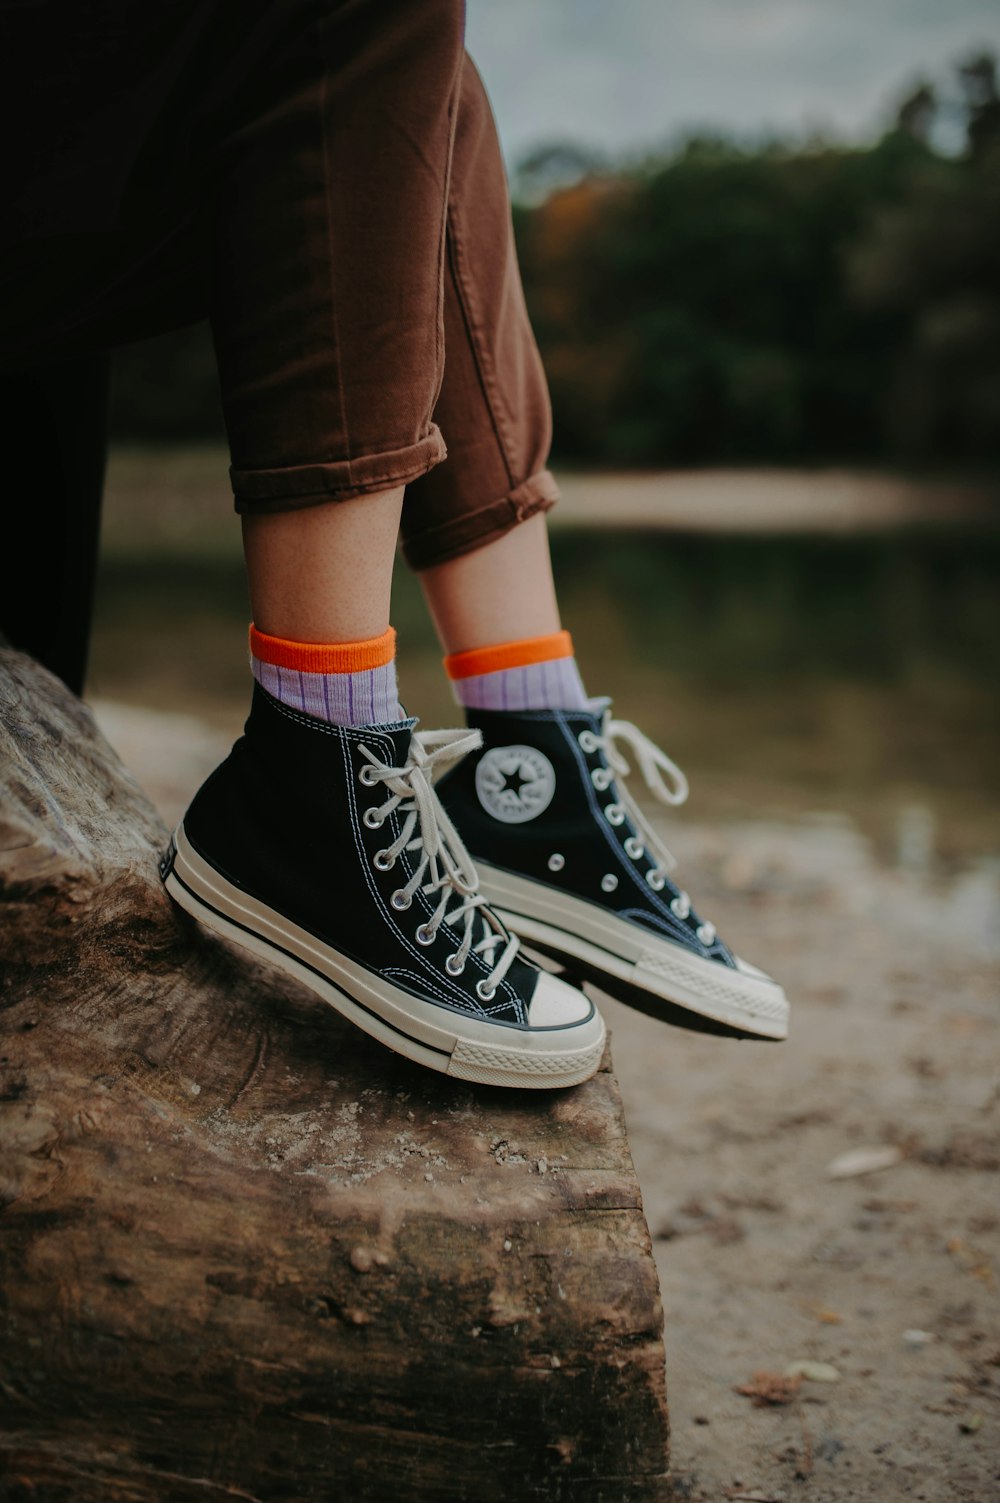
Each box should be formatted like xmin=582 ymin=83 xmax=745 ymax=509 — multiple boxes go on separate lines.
xmin=475 ymin=744 xmax=556 ymax=824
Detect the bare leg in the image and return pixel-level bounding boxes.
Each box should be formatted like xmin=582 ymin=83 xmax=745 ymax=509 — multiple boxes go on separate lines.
xmin=242 ymin=487 xmax=404 ymax=642
xmin=419 ymin=514 xmax=562 ymax=654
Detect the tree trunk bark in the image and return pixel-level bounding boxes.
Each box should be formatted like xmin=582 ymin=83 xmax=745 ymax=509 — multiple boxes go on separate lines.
xmin=0 ymin=647 xmax=671 ymax=1503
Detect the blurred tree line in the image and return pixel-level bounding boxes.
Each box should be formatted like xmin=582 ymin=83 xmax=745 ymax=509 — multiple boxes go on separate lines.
xmin=112 ymin=53 xmax=999 ymax=469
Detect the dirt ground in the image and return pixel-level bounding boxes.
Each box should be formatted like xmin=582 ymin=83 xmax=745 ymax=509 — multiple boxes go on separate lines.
xmin=93 ymin=699 xmax=999 ymax=1503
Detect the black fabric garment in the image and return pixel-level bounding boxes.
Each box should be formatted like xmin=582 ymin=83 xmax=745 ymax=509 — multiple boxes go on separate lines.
xmin=0 ymin=357 xmax=109 ymax=693
xmin=0 ymin=0 xmax=300 ymax=246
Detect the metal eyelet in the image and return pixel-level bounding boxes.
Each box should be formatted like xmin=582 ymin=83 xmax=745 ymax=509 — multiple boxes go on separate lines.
xmin=390 ymin=889 xmax=411 ymax=910
xmin=373 ymin=850 xmax=394 ymax=871
xmin=605 ymin=804 xmax=625 ymax=826
xmin=578 ymin=730 xmax=598 ymax=753
xmin=476 ymin=980 xmax=497 ymax=1002
xmin=601 ymin=874 xmax=618 ymax=893
xmin=415 ymin=923 xmax=436 ymax=945
xmin=697 ymin=923 xmax=715 ymax=945
xmin=591 ymin=767 xmax=612 ymax=790
xmin=363 ymin=807 xmax=384 ymax=829
xmin=445 ymin=954 xmax=465 ymax=976
xmin=625 ymin=836 xmax=644 ymax=859
xmin=358 ymin=764 xmax=378 ymax=786
xmin=647 ymin=870 xmax=666 ymax=891
xmin=670 ymin=895 xmax=689 ymax=919
xmin=547 ymin=853 xmax=565 ymax=872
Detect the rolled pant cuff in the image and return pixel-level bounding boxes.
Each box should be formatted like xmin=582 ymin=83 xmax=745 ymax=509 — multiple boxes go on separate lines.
xmin=232 ymin=427 xmax=448 ymax=513
xmin=402 ymin=468 xmax=559 ymax=571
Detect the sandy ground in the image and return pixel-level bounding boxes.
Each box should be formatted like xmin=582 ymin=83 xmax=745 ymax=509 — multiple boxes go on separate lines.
xmin=98 ymin=447 xmax=999 ymax=554
xmin=93 ymin=700 xmax=1000 ymax=1503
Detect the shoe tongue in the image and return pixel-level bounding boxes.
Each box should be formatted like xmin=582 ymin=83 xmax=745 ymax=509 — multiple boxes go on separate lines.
xmin=359 ymin=714 xmax=418 ymax=762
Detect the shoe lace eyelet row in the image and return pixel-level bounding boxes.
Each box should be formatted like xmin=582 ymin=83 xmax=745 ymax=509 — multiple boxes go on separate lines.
xmin=576 ymin=715 xmax=724 ymax=950
xmin=356 ymin=737 xmax=521 ymax=1008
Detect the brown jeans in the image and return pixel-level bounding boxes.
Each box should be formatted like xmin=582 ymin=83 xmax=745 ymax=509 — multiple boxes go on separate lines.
xmin=0 ymin=0 xmax=555 ymax=592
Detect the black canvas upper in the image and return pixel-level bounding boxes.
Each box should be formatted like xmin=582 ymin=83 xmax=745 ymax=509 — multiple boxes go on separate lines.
xmin=436 ymin=704 xmax=737 ymax=970
xmin=179 ymin=685 xmax=546 ymax=1028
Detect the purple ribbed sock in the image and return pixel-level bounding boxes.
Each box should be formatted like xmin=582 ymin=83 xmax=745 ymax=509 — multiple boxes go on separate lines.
xmin=251 ymin=656 xmax=401 ymax=728
xmin=452 ymin=655 xmax=589 ymax=713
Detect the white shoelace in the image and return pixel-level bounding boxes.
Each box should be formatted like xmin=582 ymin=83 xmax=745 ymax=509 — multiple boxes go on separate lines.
xmin=586 ymin=713 xmax=716 ymax=946
xmin=359 ymin=728 xmax=519 ymax=999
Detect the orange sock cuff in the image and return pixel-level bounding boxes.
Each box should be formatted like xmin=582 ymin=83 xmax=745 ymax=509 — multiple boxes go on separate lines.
xmin=249 ymin=624 xmax=396 ymax=674
xmin=444 ymin=630 xmax=574 ymax=682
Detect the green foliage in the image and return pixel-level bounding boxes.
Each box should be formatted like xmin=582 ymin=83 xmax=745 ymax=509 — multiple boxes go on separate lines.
xmin=514 ymin=53 xmax=1000 ymax=466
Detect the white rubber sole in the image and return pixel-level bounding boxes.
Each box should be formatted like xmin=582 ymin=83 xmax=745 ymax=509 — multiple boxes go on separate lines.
xmin=476 ymin=863 xmax=789 ymax=1041
xmin=162 ymin=826 xmax=606 ymax=1089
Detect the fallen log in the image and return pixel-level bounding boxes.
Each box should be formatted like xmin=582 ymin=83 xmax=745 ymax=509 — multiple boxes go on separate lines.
xmin=0 ymin=646 xmax=671 ymax=1503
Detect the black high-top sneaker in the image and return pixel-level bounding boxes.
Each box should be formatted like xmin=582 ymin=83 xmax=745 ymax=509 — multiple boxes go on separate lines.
xmin=160 ymin=686 xmax=606 ymax=1088
xmin=435 ymin=703 xmax=789 ymax=1041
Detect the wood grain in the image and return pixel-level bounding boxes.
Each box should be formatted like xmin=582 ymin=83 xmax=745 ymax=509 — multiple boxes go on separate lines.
xmin=0 ymin=648 xmax=670 ymax=1502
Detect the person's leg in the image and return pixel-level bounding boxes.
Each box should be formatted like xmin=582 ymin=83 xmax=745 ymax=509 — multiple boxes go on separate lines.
xmin=241 ymin=489 xmax=404 ymax=726
xmin=0 ymin=356 xmax=109 ymax=695
xmin=403 ymin=57 xmax=789 ymax=1041
xmin=162 ymin=0 xmax=603 ymax=1087
xmin=201 ymin=0 xmax=459 ymax=731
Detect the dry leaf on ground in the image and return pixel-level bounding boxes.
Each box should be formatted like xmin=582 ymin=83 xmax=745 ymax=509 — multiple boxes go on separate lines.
xmin=735 ymin=1370 xmax=802 ymax=1406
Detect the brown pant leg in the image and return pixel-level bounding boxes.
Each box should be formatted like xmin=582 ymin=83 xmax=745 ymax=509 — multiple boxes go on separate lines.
xmin=399 ymin=55 xmax=557 ymax=572
xmin=215 ymin=0 xmax=466 ymax=513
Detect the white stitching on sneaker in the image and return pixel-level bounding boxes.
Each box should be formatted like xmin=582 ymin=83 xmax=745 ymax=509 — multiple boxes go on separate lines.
xmin=341 ymin=737 xmax=525 ymax=1024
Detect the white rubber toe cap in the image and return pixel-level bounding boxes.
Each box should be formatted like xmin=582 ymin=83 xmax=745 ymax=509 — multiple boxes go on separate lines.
xmin=527 ymin=970 xmax=597 ymax=1029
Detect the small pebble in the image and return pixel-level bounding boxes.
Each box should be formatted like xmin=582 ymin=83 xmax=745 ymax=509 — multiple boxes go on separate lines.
xmin=958 ymin=1413 xmax=982 ymax=1434
xmin=503 ymin=1238 xmax=512 ymax=1252
xmin=902 ymin=1329 xmax=935 ymax=1346
xmin=785 ymin=1360 xmax=841 ymax=1383
xmin=827 ymin=1145 xmax=903 ymax=1179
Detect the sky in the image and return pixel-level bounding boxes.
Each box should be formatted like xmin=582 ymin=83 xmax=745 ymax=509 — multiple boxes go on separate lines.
xmin=466 ymin=0 xmax=1000 ymax=166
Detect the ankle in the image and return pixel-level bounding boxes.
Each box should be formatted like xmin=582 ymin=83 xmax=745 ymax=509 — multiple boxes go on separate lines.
xmin=444 ymin=630 xmax=588 ymax=713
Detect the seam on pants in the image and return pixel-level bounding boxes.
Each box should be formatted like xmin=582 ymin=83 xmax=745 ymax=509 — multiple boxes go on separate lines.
xmin=317 ymin=24 xmax=352 ymax=474
xmin=445 ymin=205 xmax=517 ymax=492
xmin=432 ymin=74 xmax=462 ymax=412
